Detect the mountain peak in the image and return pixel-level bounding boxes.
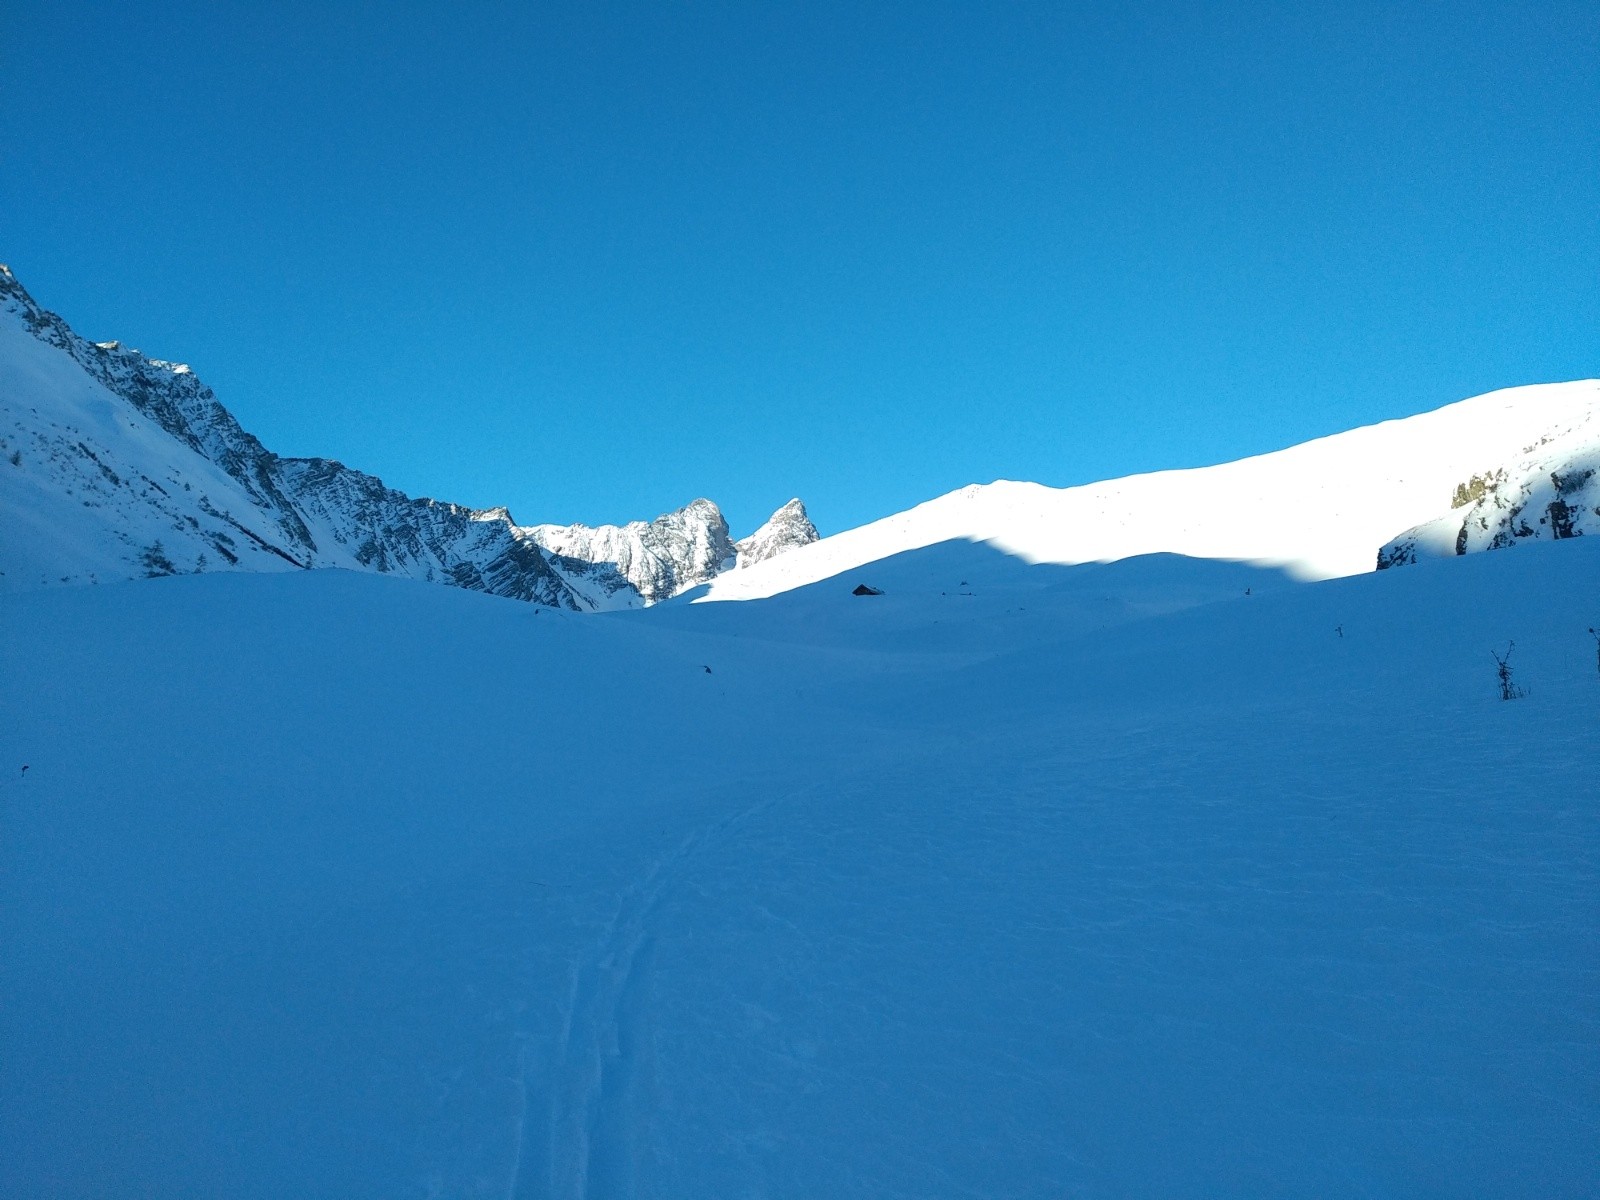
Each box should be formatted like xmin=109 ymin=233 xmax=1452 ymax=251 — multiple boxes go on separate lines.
xmin=523 ymin=497 xmax=738 ymax=603
xmin=735 ymin=498 xmax=820 ymax=568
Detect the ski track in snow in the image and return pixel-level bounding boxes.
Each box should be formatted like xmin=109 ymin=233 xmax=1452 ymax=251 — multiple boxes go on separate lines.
xmin=510 ymin=786 xmax=809 ymax=1200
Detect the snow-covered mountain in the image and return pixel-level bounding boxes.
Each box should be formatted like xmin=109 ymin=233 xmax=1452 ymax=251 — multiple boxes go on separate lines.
xmin=733 ymin=497 xmax=819 ymax=567
xmin=6 ymin=260 xmax=1591 ymax=618
xmin=695 ymin=380 xmax=1600 ymax=603
xmin=526 ymin=498 xmax=736 ymax=604
xmin=0 ymin=266 xmax=813 ymax=605
xmin=522 ymin=496 xmax=821 ymax=603
xmin=1377 ymin=403 xmax=1599 ymax=567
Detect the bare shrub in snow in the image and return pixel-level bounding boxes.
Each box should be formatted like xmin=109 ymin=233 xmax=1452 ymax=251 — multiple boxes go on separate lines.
xmin=1491 ymin=642 xmax=1527 ymax=701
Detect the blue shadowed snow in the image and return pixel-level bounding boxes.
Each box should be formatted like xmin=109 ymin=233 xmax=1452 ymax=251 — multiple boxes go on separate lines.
xmin=1 ymin=540 xmax=1597 ymax=1197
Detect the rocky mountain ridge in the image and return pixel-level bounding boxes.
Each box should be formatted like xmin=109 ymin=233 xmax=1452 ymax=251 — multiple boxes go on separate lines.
xmin=0 ymin=266 xmax=814 ymax=605
xmin=523 ymin=496 xmax=822 ymax=603
xmin=525 ymin=498 xmax=737 ymax=605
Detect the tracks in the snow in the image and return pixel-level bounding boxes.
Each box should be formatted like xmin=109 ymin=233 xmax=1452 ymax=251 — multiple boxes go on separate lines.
xmin=510 ymin=786 xmax=803 ymax=1200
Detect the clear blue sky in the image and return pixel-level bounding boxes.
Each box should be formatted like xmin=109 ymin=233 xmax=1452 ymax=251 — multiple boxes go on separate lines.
xmin=4 ymin=2 xmax=1596 ymax=536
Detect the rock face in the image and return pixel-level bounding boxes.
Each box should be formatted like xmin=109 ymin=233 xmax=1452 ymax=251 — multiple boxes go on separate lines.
xmin=524 ymin=499 xmax=738 ymax=604
xmin=735 ymin=498 xmax=819 ymax=568
xmin=524 ymin=496 xmax=821 ymax=603
xmin=1377 ymin=410 xmax=1600 ymax=569
xmin=0 ymin=266 xmax=810 ymax=606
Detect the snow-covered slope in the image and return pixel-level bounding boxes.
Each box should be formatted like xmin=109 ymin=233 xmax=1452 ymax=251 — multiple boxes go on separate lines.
xmin=0 ymin=265 xmax=612 ymax=606
xmin=3 ymin=538 xmax=1595 ymax=1197
xmin=696 ymin=381 xmax=1600 ymax=603
xmin=1377 ymin=402 xmax=1600 ymax=566
xmin=0 ymin=267 xmax=812 ymax=606
xmin=1 ymin=295 xmax=314 ymax=588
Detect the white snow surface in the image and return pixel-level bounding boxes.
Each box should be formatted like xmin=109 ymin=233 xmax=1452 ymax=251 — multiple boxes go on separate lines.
xmin=2 ymin=532 xmax=1597 ymax=1197
xmin=696 ymin=381 xmax=1600 ymax=602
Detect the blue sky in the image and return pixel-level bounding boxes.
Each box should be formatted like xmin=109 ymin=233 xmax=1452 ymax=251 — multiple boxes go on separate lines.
xmin=4 ymin=1 xmax=1596 ymax=536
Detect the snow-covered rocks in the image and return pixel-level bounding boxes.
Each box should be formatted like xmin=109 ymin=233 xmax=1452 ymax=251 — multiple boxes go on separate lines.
xmin=524 ymin=497 xmax=822 ymax=603
xmin=1377 ymin=402 xmax=1600 ymax=567
xmin=523 ymin=498 xmax=739 ymax=603
xmin=734 ymin=497 xmax=819 ymax=568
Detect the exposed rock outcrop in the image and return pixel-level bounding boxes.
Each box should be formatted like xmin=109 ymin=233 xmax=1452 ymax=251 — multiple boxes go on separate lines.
xmin=1377 ymin=416 xmax=1599 ymax=569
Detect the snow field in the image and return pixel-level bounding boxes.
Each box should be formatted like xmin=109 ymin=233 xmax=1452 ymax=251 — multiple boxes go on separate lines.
xmin=1 ymin=536 xmax=1597 ymax=1196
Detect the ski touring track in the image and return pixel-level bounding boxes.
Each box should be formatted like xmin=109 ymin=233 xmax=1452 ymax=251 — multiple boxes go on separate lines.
xmin=506 ymin=782 xmax=816 ymax=1200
